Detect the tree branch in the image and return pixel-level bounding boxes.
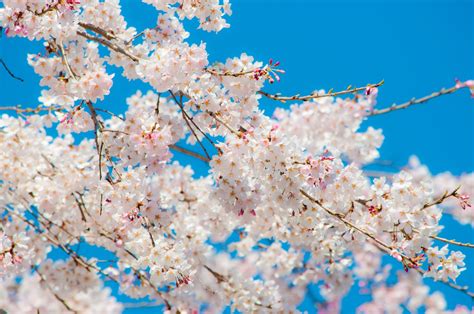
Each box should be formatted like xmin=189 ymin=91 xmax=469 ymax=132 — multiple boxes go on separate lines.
xmin=369 ymin=84 xmax=463 ymax=116
xmin=0 ymin=58 xmax=24 ymax=82
xmin=258 ymin=80 xmax=384 ymax=103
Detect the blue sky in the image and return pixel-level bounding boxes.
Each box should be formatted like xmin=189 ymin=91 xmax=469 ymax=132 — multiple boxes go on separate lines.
xmin=1 ymin=0 xmax=473 ymax=312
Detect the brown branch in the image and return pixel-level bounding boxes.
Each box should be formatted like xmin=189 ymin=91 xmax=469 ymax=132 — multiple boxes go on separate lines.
xmin=258 ymin=80 xmax=384 ymax=103
xmin=155 ymin=93 xmax=161 ymax=116
xmin=126 ymin=30 xmax=146 ymax=46
xmin=393 ymin=226 xmax=474 ymax=249
xmin=421 ymin=187 xmax=460 ymax=210
xmin=203 ymin=265 xmax=227 ymax=283
xmin=57 ymin=40 xmax=77 ymax=80
xmin=0 ymin=59 xmax=24 ymax=82
xmin=429 ymin=235 xmax=474 ymax=249
xmin=169 ymin=144 xmax=211 ymax=162
xmin=85 ymin=101 xmax=104 ymax=179
xmin=78 ymin=22 xmax=116 ymax=40
xmin=0 ymin=105 xmax=62 ymax=114
xmin=133 ymin=270 xmax=171 ymax=310
xmin=172 ymin=91 xmax=219 ymax=149
xmin=169 ymin=91 xmax=212 ymax=160
xmin=205 ymin=67 xmax=256 ymax=78
xmin=95 ymin=107 xmax=124 ymax=120
xmin=207 ymin=111 xmax=240 ymax=135
xmin=142 ymin=217 xmax=156 ymax=248
xmin=72 ymin=193 xmax=87 ymax=222
xmin=77 ymin=31 xmax=139 ymax=62
xmin=369 ymin=85 xmax=462 ymax=116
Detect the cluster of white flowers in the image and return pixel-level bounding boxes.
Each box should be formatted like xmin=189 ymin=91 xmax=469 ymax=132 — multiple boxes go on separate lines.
xmin=0 ymin=225 xmax=43 ymax=278
xmin=274 ymin=92 xmax=383 ymax=164
xmin=358 ymin=270 xmax=472 ymax=314
xmin=426 ymin=245 xmax=466 ymax=282
xmin=143 ymin=0 xmax=232 ymax=32
xmin=0 ymin=0 xmax=472 ymax=312
xmin=0 ymin=259 xmax=122 ymax=313
xmin=405 ymin=156 xmax=474 ymax=226
xmin=104 ymin=91 xmax=186 ymax=173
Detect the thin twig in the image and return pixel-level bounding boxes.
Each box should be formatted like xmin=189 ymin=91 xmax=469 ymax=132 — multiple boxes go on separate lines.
xmin=169 ymin=144 xmax=211 ymax=162
xmin=429 ymin=235 xmax=474 ymax=249
xmin=85 ymin=101 xmax=104 ymax=179
xmin=0 ymin=59 xmax=24 ymax=82
xmin=72 ymin=193 xmax=87 ymax=222
xmin=258 ymin=80 xmax=384 ymax=103
xmin=172 ymin=91 xmax=220 ymax=149
xmin=95 ymin=107 xmax=124 ymax=121
xmin=421 ymin=187 xmax=460 ymax=210
xmin=169 ymin=91 xmax=212 ymax=160
xmin=142 ymin=217 xmax=156 ymax=248
xmin=0 ymin=105 xmax=62 ymax=114
xmin=126 ymin=30 xmax=146 ymax=45
xmin=77 ymin=31 xmax=139 ymax=62
xmin=155 ymin=93 xmax=161 ymax=116
xmin=207 ymin=111 xmax=239 ymax=135
xmin=205 ymin=67 xmax=257 ymax=78
xmin=369 ymin=85 xmax=461 ymax=116
xmin=78 ymin=22 xmax=116 ymax=40
xmin=57 ymin=41 xmax=77 ymax=80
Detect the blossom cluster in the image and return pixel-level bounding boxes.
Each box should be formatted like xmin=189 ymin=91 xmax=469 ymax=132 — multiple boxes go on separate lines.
xmin=358 ymin=270 xmax=472 ymax=314
xmin=0 ymin=0 xmax=472 ymax=312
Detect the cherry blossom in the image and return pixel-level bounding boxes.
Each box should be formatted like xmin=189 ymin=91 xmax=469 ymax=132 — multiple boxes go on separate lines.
xmin=0 ymin=0 xmax=472 ymax=312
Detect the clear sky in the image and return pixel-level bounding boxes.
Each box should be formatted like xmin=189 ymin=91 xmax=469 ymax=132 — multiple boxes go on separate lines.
xmin=0 ymin=0 xmax=473 ymax=312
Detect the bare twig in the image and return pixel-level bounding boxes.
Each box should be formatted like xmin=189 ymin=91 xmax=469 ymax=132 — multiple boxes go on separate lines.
xmin=0 ymin=58 xmax=24 ymax=82
xmin=57 ymin=41 xmax=77 ymax=80
xmin=78 ymin=22 xmax=116 ymax=40
xmin=207 ymin=111 xmax=239 ymax=135
xmin=429 ymin=235 xmax=474 ymax=249
xmin=0 ymin=105 xmax=62 ymax=114
xmin=85 ymin=101 xmax=104 ymax=179
xmin=258 ymin=80 xmax=384 ymax=103
xmin=155 ymin=93 xmax=161 ymax=116
xmin=172 ymin=91 xmax=220 ymax=149
xmin=72 ymin=193 xmax=87 ymax=222
xmin=95 ymin=107 xmax=124 ymax=121
xmin=205 ymin=67 xmax=257 ymax=78
xmin=421 ymin=187 xmax=460 ymax=210
xmin=126 ymin=30 xmax=146 ymax=45
xmin=77 ymin=31 xmax=139 ymax=62
xmin=169 ymin=91 xmax=212 ymax=160
xmin=369 ymin=85 xmax=462 ymax=116
xmin=0 ymin=59 xmax=24 ymax=82
xmin=169 ymin=144 xmax=211 ymax=162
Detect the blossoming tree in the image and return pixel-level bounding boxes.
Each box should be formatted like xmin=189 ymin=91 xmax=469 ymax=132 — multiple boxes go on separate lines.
xmin=0 ymin=0 xmax=473 ymax=313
